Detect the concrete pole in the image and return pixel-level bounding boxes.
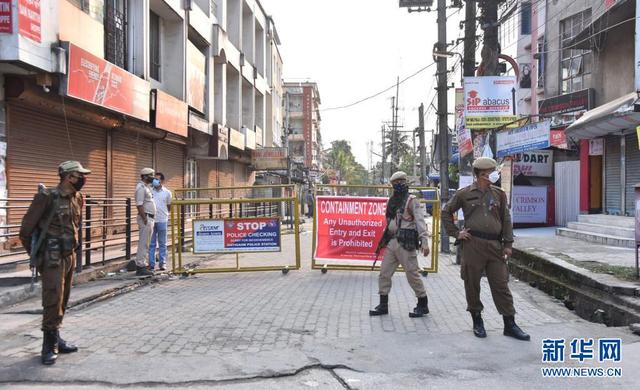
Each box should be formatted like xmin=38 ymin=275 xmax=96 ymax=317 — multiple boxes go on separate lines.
xmin=419 ymin=103 xmax=427 ymax=186
xmin=437 ymin=0 xmax=450 ymax=253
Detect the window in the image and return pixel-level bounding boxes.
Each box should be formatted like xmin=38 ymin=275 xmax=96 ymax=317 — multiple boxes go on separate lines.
xmin=537 ymin=38 xmax=546 ymax=89
xmin=560 ymin=10 xmax=592 ymax=94
xmin=69 ymin=0 xmax=104 ymax=22
xmin=521 ymin=2 xmax=532 ymax=35
xmin=104 ymin=0 xmax=127 ymax=68
xmin=149 ymin=11 xmax=161 ymax=81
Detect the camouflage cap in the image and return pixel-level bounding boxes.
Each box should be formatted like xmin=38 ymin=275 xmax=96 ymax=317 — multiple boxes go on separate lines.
xmin=472 ymin=157 xmax=498 ymax=170
xmin=58 ymin=161 xmax=91 ymax=175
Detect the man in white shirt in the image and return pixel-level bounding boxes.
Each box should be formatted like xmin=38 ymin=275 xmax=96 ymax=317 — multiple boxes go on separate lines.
xmin=135 ymin=168 xmax=156 ymax=276
xmin=149 ymin=172 xmax=172 ymax=271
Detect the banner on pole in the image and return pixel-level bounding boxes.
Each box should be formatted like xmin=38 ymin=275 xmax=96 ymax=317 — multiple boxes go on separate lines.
xmin=314 ymin=196 xmax=388 ymax=262
xmin=464 ymin=76 xmax=518 ymax=129
xmin=496 ymin=120 xmax=551 ymax=157
xmin=193 ymin=217 xmax=281 ymax=253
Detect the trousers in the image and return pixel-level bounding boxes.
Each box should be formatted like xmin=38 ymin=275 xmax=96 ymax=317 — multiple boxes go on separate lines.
xmin=40 ymin=254 xmax=75 ymax=331
xmin=460 ymin=237 xmax=515 ymax=316
xmin=136 ymin=216 xmax=155 ymax=267
xmin=149 ymin=222 xmax=168 ymax=268
xmin=378 ymin=239 xmax=427 ymax=297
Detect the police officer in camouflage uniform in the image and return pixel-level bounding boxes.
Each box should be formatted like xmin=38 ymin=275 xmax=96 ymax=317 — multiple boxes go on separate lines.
xmin=369 ymin=171 xmax=431 ymax=318
xmin=20 ymin=161 xmax=90 ymax=364
xmin=441 ymin=157 xmax=529 ymax=341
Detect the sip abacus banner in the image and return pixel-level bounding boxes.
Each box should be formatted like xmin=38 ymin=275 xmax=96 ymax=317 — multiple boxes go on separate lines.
xmin=314 ymin=196 xmax=388 ymax=262
xmin=193 ymin=218 xmax=281 ymax=253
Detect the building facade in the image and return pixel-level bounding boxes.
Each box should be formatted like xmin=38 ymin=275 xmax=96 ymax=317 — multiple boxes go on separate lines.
xmin=283 ymin=81 xmax=322 ymax=183
xmin=0 ymin=0 xmax=283 ymax=246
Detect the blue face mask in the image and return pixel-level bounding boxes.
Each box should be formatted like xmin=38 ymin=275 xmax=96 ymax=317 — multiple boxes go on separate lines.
xmin=392 ymin=182 xmax=409 ymax=193
xmin=152 ymin=179 xmax=161 ymax=188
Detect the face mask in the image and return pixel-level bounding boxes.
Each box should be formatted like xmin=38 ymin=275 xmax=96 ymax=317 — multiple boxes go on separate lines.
xmin=152 ymin=179 xmax=161 ymax=188
xmin=72 ymin=176 xmax=86 ymax=192
xmin=488 ymin=171 xmax=500 ymax=184
xmin=392 ymin=182 xmax=409 ymax=193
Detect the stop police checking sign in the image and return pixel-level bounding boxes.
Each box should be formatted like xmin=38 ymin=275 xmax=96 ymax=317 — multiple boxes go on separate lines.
xmin=193 ymin=218 xmax=281 ymax=253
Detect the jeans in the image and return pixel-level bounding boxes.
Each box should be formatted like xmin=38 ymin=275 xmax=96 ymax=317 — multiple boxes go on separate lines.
xmin=149 ymin=222 xmax=168 ymax=268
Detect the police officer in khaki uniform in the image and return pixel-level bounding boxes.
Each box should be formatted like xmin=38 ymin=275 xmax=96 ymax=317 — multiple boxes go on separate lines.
xmin=135 ymin=168 xmax=156 ymax=276
xmin=20 ymin=161 xmax=90 ymax=365
xmin=369 ymin=171 xmax=431 ymax=318
xmin=441 ymin=157 xmax=530 ymax=341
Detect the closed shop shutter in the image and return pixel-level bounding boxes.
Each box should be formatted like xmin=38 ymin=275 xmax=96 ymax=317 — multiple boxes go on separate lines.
xmin=198 ymin=159 xmax=218 ymax=188
xmin=6 ymin=105 xmax=107 ymax=227
xmin=604 ymin=135 xmax=622 ymax=214
xmin=156 ymin=141 xmax=185 ymax=192
xmin=625 ymin=133 xmax=640 ymax=216
xmin=112 ymin=130 xmax=153 ymax=233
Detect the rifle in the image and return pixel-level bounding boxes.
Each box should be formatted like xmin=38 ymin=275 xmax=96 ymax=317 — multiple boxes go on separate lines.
xmin=372 ymin=227 xmax=392 ymax=270
xmin=29 ymin=184 xmax=53 ymax=291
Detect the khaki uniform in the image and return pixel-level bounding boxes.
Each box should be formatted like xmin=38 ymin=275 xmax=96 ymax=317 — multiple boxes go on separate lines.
xmin=379 ymin=195 xmax=428 ymax=298
xmin=441 ymin=183 xmax=515 ymax=316
xmin=135 ymin=181 xmax=156 ymax=268
xmin=19 ymin=185 xmax=83 ymax=331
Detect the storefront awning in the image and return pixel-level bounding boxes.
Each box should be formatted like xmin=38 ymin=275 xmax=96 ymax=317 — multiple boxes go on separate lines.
xmin=565 ymin=92 xmax=640 ymax=140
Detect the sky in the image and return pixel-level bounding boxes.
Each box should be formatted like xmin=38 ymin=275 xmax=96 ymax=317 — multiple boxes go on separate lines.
xmin=260 ymin=0 xmax=464 ymax=168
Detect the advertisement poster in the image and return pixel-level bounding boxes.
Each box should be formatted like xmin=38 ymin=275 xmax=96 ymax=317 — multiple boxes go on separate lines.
xmin=512 ymin=186 xmax=548 ymax=224
xmin=589 ymin=138 xmax=604 ymax=155
xmin=513 ymin=150 xmax=553 ymax=177
xmin=0 ymin=0 xmax=11 ymax=33
xmin=187 ymin=41 xmax=206 ymax=113
xmin=496 ymin=121 xmax=551 ymax=157
xmin=154 ymin=90 xmax=188 ymax=137
xmin=464 ymin=76 xmax=518 ymax=129
xmin=65 ymin=44 xmax=150 ymax=121
xmin=455 ymin=88 xmax=473 ymax=158
xmin=18 ymin=0 xmax=40 ymax=43
xmin=193 ymin=218 xmax=280 ymax=253
xmin=550 ymin=129 xmax=568 ymax=149
xmin=472 ymin=131 xmax=490 ymax=159
xmin=314 ymin=196 xmax=387 ymax=262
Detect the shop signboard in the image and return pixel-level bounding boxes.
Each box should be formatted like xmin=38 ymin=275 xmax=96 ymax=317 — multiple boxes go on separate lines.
xmin=153 ymin=90 xmax=188 ymax=137
xmin=496 ymin=121 xmax=551 ymax=157
xmin=512 ymin=186 xmax=548 ymax=224
xmin=513 ymin=150 xmax=553 ymax=177
xmin=65 ymin=43 xmax=151 ymax=122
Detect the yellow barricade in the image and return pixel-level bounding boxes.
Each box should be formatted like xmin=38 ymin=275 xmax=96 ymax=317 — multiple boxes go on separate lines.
xmin=169 ymin=185 xmax=301 ymax=275
xmin=311 ymin=184 xmax=440 ymax=274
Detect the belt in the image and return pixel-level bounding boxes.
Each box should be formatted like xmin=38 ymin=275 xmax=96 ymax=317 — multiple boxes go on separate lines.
xmin=145 ymin=213 xmax=155 ymax=219
xmin=469 ymin=230 xmax=502 ymax=241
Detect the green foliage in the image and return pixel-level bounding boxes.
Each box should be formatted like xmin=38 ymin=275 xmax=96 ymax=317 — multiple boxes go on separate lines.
xmin=324 ymin=140 xmax=370 ymax=185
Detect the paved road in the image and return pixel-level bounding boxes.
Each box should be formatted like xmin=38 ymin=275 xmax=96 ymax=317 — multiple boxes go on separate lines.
xmin=0 ymin=230 xmax=638 ymax=389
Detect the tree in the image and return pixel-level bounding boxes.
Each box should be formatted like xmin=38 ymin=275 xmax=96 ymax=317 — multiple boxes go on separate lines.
xmin=324 ymin=140 xmax=370 ymax=185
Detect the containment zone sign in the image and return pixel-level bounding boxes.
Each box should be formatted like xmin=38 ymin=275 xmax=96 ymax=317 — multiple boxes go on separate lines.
xmin=193 ymin=218 xmax=281 ymax=253
xmin=314 ymin=196 xmax=387 ymax=262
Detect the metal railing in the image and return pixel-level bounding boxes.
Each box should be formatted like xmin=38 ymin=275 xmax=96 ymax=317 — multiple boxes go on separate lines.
xmin=0 ymin=196 xmax=133 ymax=273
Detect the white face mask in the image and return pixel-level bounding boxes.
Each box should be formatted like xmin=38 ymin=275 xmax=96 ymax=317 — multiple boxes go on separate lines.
xmin=488 ymin=171 xmax=500 ymax=184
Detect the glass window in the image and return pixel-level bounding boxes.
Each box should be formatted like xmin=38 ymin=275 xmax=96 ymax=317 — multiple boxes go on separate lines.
xmin=149 ymin=11 xmax=161 ymax=81
xmin=521 ymin=2 xmax=532 ymax=35
xmin=560 ymin=9 xmax=592 ymax=93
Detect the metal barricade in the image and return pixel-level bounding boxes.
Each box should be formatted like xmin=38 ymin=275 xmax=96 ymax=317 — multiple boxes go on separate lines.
xmin=0 ymin=196 xmax=133 ymax=273
xmin=311 ymin=184 xmax=441 ymax=273
xmin=169 ymin=185 xmax=301 ymax=274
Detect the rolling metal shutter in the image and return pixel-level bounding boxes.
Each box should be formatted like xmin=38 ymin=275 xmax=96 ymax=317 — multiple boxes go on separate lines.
xmin=156 ymin=141 xmax=185 ymax=192
xmin=198 ymin=159 xmax=218 ymax=188
xmin=6 ymin=105 xmax=107 ymax=227
xmin=604 ymin=135 xmax=622 ymax=215
xmin=111 ymin=130 xmax=153 ymax=234
xmin=625 ymin=133 xmax=640 ymax=216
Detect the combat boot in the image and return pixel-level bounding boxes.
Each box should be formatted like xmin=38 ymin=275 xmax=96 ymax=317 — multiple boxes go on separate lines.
xmin=41 ymin=330 xmax=58 ymax=365
xmin=409 ymin=296 xmax=429 ymax=318
xmin=471 ymin=312 xmax=487 ymax=338
xmin=57 ymin=331 xmax=78 ymax=353
xmin=369 ymin=295 xmax=389 ymax=316
xmin=503 ymin=316 xmax=531 ymax=341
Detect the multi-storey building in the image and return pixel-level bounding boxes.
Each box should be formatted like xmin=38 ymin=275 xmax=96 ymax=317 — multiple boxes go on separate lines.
xmin=0 ymin=0 xmax=283 ymax=237
xmin=283 ymin=81 xmax=322 ymax=182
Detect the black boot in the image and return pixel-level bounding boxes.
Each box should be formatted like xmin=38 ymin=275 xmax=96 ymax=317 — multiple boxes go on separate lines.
xmin=41 ymin=330 xmax=58 ymax=365
xmin=471 ymin=312 xmax=487 ymax=338
xmin=369 ymin=295 xmax=389 ymax=316
xmin=409 ymin=296 xmax=429 ymax=318
xmin=57 ymin=331 xmax=78 ymax=354
xmin=503 ymin=316 xmax=531 ymax=341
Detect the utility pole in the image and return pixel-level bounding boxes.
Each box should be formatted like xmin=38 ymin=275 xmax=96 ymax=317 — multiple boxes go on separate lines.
xmin=418 ymin=103 xmax=427 ymax=186
xmin=381 ymin=125 xmax=386 ymax=183
xmin=463 ymin=0 xmax=477 ymax=78
xmin=393 ymin=76 xmax=400 ymax=171
xmin=479 ymin=0 xmax=500 ymax=76
xmin=436 ymin=0 xmax=450 ymax=253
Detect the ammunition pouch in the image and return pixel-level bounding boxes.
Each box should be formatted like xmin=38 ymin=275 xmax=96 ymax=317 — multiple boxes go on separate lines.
xmin=44 ymin=238 xmax=62 ymax=268
xmin=397 ymin=228 xmax=420 ymax=251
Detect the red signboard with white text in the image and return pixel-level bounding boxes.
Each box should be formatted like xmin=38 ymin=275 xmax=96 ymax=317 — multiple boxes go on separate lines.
xmin=0 ymin=0 xmax=12 ymax=33
xmin=314 ymin=196 xmax=387 ymax=262
xmin=65 ymin=44 xmax=150 ymax=122
xmin=18 ymin=0 xmax=40 ymax=43
xmin=154 ymin=90 xmax=188 ymax=137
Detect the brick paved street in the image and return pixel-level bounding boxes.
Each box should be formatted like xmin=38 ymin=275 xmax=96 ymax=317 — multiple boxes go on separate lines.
xmin=0 ymin=230 xmax=639 ymax=389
